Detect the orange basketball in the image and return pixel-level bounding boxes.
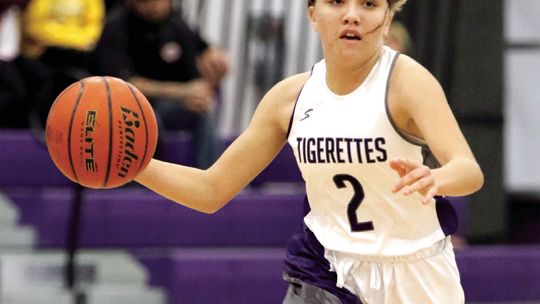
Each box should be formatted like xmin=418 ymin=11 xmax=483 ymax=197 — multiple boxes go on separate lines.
xmin=45 ymin=76 xmax=158 ymax=189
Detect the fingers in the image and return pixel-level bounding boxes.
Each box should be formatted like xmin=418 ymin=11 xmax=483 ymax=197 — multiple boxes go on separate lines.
xmin=197 ymin=48 xmax=229 ymax=87
xmin=203 ymin=55 xmax=228 ymax=80
xmin=392 ymin=165 xmax=430 ymax=193
xmin=183 ymin=96 xmax=213 ymax=114
xmin=180 ymin=80 xmax=214 ymax=112
xmin=421 ymin=187 xmax=438 ymax=205
xmin=389 ymin=158 xmax=407 ymax=178
xmin=390 ymin=158 xmax=438 ymax=204
xmin=198 ymin=59 xmax=217 ymax=85
xmin=391 ymin=158 xmax=424 ymax=192
xmin=390 ymin=158 xmax=419 ymax=172
xmin=176 ymin=80 xmax=211 ymax=100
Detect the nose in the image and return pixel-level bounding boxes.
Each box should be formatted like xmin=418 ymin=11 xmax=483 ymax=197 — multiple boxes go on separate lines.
xmin=342 ymin=3 xmax=361 ymax=25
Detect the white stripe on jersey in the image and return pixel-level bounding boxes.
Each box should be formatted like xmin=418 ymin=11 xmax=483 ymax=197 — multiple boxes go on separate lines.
xmin=287 ymin=46 xmax=446 ymax=256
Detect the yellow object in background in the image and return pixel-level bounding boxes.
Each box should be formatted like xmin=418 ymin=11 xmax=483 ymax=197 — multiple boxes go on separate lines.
xmin=22 ymin=0 xmax=104 ymax=57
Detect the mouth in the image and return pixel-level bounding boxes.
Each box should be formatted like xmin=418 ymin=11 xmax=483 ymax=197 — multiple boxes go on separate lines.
xmin=340 ymin=34 xmax=362 ymax=41
xmin=340 ymin=30 xmax=362 ymax=41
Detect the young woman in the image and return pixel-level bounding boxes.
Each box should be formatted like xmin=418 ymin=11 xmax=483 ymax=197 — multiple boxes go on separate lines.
xmin=135 ymin=0 xmax=484 ymax=302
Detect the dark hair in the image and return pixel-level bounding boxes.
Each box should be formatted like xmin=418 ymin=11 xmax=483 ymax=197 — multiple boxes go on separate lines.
xmin=307 ymin=0 xmax=407 ymax=13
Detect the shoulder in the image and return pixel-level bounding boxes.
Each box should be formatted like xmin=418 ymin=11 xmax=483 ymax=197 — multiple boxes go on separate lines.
xmin=391 ymin=53 xmax=433 ymax=82
xmin=390 ymin=54 xmax=446 ymax=95
xmin=387 ymin=53 xmax=450 ymax=136
xmin=267 ymin=72 xmax=311 ymax=102
xmin=101 ymin=5 xmax=129 ymax=35
xmin=388 ymin=54 xmax=446 ymax=107
xmin=259 ymin=72 xmax=311 ymax=111
xmin=169 ymin=10 xmax=196 ymax=32
xmin=253 ymin=72 xmax=311 ymax=132
xmin=97 ymin=7 xmax=129 ymax=47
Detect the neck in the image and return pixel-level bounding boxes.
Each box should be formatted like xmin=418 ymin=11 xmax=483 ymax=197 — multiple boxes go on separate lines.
xmin=325 ymin=49 xmax=381 ymax=95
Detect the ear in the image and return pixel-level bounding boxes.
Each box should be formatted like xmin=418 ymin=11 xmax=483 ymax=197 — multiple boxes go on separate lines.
xmin=307 ymin=6 xmax=319 ymax=32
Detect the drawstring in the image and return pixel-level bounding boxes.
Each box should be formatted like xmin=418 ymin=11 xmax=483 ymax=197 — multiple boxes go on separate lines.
xmin=326 ymin=250 xmax=355 ymax=288
xmin=327 ymin=250 xmax=383 ymax=291
xmin=325 ymin=237 xmax=449 ymax=290
xmin=369 ymin=263 xmax=381 ymax=290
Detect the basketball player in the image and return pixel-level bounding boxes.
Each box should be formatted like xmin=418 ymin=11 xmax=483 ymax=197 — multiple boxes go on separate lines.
xmin=135 ymin=0 xmax=484 ymax=303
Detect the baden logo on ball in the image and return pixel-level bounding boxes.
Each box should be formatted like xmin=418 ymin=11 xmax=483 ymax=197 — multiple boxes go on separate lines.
xmin=45 ymin=76 xmax=158 ymax=189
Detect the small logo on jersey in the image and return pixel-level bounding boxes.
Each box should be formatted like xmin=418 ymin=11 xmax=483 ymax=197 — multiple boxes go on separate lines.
xmin=160 ymin=42 xmax=182 ymax=63
xmin=300 ymin=109 xmax=314 ymax=121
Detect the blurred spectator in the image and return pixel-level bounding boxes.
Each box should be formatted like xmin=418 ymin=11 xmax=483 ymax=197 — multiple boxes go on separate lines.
xmin=384 ymin=20 xmax=413 ymax=56
xmin=0 ymin=1 xmax=31 ymax=128
xmin=92 ymin=0 xmax=229 ymax=169
xmin=18 ymin=0 xmax=105 ymax=131
xmin=0 ymin=3 xmax=22 ymax=62
xmin=0 ymin=0 xmax=29 ymax=17
xmin=21 ymin=0 xmax=104 ymax=65
xmin=104 ymin=0 xmax=123 ymax=12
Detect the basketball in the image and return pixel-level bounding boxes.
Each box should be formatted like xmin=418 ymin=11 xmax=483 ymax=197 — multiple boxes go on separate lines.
xmin=45 ymin=76 xmax=158 ymax=189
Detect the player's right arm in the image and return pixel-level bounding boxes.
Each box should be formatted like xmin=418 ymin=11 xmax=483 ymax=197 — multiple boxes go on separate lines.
xmin=135 ymin=72 xmax=310 ymax=213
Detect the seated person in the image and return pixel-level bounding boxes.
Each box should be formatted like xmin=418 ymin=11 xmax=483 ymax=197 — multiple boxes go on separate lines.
xmin=18 ymin=0 xmax=105 ymax=131
xmin=21 ymin=0 xmax=104 ymax=69
xmin=92 ymin=0 xmax=228 ymax=169
xmin=0 ymin=1 xmax=31 ymax=128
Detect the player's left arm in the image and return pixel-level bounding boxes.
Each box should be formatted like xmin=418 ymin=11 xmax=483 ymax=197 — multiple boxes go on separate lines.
xmin=388 ymin=55 xmax=484 ymax=203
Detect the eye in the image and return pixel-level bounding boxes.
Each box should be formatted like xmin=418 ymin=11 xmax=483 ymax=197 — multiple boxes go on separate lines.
xmin=330 ymin=0 xmax=344 ymax=5
xmin=364 ymin=1 xmax=377 ymax=7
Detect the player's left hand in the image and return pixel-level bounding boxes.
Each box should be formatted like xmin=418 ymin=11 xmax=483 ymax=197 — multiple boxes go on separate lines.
xmin=390 ymin=158 xmax=438 ymax=204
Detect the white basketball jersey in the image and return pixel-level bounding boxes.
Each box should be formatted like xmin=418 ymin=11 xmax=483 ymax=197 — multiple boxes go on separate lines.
xmin=287 ymin=46 xmax=447 ymax=256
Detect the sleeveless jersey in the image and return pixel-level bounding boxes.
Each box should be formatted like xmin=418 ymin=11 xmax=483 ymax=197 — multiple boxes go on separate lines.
xmin=287 ymin=46 xmax=449 ymax=256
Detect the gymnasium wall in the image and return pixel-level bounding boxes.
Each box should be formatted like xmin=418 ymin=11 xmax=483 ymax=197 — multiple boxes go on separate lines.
xmin=505 ymin=0 xmax=540 ymax=193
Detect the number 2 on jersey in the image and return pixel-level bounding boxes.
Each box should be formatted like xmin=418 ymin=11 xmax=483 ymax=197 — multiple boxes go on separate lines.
xmin=333 ymin=174 xmax=374 ymax=232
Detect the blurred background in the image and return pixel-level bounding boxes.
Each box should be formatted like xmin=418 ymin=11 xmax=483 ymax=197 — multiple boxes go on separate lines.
xmin=0 ymin=0 xmax=539 ymax=303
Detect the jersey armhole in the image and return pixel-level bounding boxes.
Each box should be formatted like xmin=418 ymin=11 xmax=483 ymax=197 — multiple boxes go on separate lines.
xmin=384 ymin=53 xmax=440 ymax=168
xmin=285 ymin=65 xmax=315 ymax=139
xmin=384 ymin=52 xmax=427 ymax=148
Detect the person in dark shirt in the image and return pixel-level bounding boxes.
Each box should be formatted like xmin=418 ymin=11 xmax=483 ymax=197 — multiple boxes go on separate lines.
xmin=0 ymin=0 xmax=32 ymax=128
xmin=93 ymin=0 xmax=228 ymax=169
